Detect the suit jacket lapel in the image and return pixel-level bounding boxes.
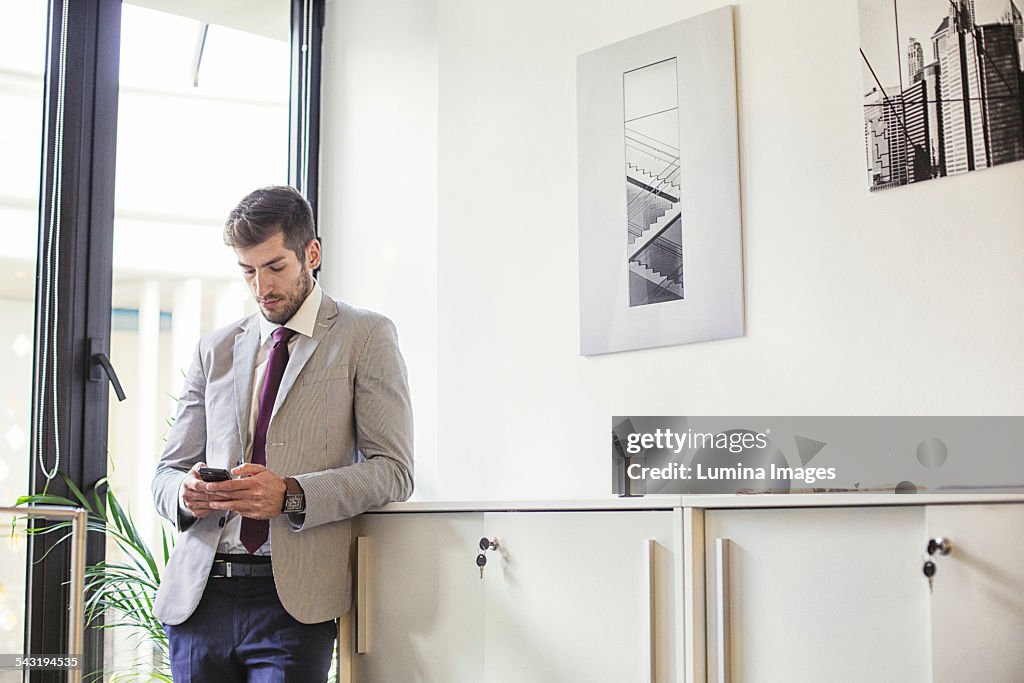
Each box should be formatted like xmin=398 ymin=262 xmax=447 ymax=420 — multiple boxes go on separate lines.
xmin=272 ymin=294 xmax=339 ymax=418
xmin=233 ymin=316 xmax=261 ymax=449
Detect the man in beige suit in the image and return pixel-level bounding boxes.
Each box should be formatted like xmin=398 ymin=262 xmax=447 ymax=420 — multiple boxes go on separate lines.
xmin=151 ymin=185 xmax=413 ymax=681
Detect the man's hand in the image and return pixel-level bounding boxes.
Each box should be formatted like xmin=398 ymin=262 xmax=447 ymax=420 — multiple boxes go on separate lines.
xmin=180 ymin=462 xmax=234 ymax=518
xmin=202 ymin=463 xmax=288 ymax=520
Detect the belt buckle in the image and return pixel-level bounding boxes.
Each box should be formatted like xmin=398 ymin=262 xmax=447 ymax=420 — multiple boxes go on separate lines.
xmin=211 ymin=559 xmax=232 ymax=579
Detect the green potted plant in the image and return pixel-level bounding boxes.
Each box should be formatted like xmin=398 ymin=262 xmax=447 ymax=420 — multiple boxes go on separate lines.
xmin=17 ymin=473 xmax=172 ymax=682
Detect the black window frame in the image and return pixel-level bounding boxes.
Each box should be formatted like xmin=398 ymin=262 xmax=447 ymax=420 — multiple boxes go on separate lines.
xmin=25 ymin=1 xmax=323 ymax=679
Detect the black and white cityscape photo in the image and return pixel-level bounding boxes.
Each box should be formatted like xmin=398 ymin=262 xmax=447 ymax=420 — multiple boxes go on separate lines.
xmin=859 ymin=0 xmax=1024 ymax=190
xmin=624 ymin=58 xmax=684 ymax=307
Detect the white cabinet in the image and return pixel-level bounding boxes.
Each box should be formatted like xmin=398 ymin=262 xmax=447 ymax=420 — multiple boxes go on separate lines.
xmin=342 ymin=497 xmax=1024 ymax=683
xmin=927 ymin=503 xmax=1024 ymax=683
xmin=347 ymin=512 xmax=486 ymax=683
xmin=703 ymin=506 xmax=931 ymax=683
xmin=482 ymin=511 xmax=678 ymax=683
xmin=701 ymin=501 xmax=1024 ymax=683
xmin=345 ymin=508 xmax=680 ymax=683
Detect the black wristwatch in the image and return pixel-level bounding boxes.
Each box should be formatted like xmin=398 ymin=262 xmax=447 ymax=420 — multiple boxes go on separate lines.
xmin=282 ymin=477 xmax=305 ymax=513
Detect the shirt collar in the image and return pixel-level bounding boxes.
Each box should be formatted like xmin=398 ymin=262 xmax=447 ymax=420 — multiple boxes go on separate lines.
xmin=259 ymin=281 xmax=323 ymax=344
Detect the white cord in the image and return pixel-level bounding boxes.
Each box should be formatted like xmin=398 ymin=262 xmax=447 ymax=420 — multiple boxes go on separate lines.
xmin=301 ymin=0 xmax=312 ymax=190
xmin=36 ymin=0 xmax=70 ymax=482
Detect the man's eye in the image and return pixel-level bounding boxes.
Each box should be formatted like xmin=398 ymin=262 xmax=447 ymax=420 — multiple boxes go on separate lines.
xmin=270 ymin=266 xmax=284 ymax=272
xmin=243 ymin=269 xmax=255 ymax=276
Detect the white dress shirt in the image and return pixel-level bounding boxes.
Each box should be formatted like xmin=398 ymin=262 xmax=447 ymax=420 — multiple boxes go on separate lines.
xmin=179 ymin=282 xmax=323 ymax=556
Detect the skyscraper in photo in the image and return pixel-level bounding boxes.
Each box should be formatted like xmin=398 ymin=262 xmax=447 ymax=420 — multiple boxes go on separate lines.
xmin=950 ymin=0 xmax=976 ymax=32
xmin=865 ymin=87 xmax=908 ymax=189
xmin=1003 ymin=0 xmax=1024 ymax=65
xmin=902 ymin=78 xmax=936 ymax=182
xmin=908 ymin=37 xmax=925 ymax=83
xmin=921 ymin=61 xmax=946 ymax=177
xmin=975 ymin=23 xmax=1024 ymax=165
xmin=932 ymin=12 xmax=987 ymax=174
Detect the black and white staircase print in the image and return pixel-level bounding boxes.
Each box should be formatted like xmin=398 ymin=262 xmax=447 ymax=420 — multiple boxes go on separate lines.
xmin=623 ymin=58 xmax=684 ymax=307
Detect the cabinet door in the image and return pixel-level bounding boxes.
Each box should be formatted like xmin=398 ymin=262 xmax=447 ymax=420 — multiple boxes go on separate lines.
xmin=350 ymin=512 xmax=485 ymax=683
xmin=927 ymin=504 xmax=1024 ymax=683
xmin=705 ymin=507 xmax=929 ymax=683
xmin=482 ymin=510 xmax=678 ymax=683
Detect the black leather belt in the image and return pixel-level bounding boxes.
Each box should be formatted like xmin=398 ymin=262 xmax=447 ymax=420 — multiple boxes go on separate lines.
xmin=210 ymin=554 xmax=273 ymax=578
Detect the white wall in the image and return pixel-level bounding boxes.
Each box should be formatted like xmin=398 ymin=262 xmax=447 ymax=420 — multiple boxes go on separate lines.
xmin=319 ymin=0 xmax=440 ymax=498
xmin=323 ymin=0 xmax=1024 ymax=502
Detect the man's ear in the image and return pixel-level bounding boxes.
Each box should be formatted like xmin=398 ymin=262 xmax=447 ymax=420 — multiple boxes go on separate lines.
xmin=306 ymin=238 xmax=322 ymax=270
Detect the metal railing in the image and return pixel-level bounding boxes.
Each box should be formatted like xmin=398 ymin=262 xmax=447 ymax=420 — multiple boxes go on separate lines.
xmin=2 ymin=505 xmax=87 ymax=683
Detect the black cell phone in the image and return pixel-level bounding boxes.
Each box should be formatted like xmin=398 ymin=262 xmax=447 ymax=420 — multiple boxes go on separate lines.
xmin=198 ymin=467 xmax=231 ymax=482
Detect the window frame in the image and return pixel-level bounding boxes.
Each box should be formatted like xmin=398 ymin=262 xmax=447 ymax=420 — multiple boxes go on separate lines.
xmin=25 ymin=1 xmax=323 ymax=677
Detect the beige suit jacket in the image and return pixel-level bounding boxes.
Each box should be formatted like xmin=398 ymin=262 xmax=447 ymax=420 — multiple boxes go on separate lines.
xmin=151 ymin=294 xmax=413 ymax=624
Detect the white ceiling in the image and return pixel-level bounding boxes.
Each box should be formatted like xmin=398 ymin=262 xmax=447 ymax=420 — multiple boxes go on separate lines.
xmin=126 ymin=0 xmax=290 ymax=42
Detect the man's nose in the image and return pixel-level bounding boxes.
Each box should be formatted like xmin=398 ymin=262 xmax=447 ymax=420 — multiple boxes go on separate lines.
xmin=253 ymin=272 xmax=272 ymax=297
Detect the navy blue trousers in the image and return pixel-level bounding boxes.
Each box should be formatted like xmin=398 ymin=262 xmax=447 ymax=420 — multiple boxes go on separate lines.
xmin=164 ymin=576 xmax=336 ymax=682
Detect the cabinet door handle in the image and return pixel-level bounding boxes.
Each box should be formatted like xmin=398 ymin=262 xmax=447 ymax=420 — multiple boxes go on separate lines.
xmin=644 ymin=539 xmax=657 ymax=683
xmin=356 ymin=536 xmax=369 ymax=654
xmin=715 ymin=538 xmax=732 ymax=683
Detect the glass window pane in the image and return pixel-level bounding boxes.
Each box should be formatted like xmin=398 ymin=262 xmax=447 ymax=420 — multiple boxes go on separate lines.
xmin=0 ymin=0 xmax=47 ymax=659
xmin=105 ymin=2 xmax=290 ymax=675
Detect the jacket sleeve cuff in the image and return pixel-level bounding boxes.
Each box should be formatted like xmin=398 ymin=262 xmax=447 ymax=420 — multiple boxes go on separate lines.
xmin=176 ymin=475 xmax=197 ymax=531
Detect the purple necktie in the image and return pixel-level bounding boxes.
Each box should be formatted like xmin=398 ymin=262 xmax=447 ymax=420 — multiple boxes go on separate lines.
xmin=241 ymin=326 xmax=296 ymax=554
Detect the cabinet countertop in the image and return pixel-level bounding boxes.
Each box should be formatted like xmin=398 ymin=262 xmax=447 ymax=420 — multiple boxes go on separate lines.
xmin=366 ymin=491 xmax=1024 ymax=513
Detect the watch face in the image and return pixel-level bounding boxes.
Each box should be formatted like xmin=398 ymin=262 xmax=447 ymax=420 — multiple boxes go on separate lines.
xmin=283 ymin=494 xmax=304 ymax=513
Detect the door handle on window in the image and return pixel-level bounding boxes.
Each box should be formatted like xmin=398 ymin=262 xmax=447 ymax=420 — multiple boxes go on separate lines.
xmin=88 ymin=338 xmax=126 ymax=401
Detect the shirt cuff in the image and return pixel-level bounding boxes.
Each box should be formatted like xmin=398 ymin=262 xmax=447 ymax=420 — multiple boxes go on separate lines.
xmin=178 ymin=477 xmax=196 ymax=520
xmin=286 ymin=511 xmax=306 ymax=529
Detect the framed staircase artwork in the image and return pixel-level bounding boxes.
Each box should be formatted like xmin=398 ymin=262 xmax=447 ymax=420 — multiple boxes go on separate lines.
xmin=577 ymin=6 xmax=744 ymax=355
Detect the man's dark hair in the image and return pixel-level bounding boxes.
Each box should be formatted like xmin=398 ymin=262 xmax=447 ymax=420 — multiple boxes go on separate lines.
xmin=223 ymin=186 xmax=316 ymax=261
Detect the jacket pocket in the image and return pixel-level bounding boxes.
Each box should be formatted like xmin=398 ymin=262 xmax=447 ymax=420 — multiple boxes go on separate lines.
xmin=301 ymin=363 xmax=349 ymax=385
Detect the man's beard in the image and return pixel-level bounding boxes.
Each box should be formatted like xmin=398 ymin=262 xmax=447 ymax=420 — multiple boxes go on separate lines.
xmin=260 ymin=268 xmax=313 ymax=324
